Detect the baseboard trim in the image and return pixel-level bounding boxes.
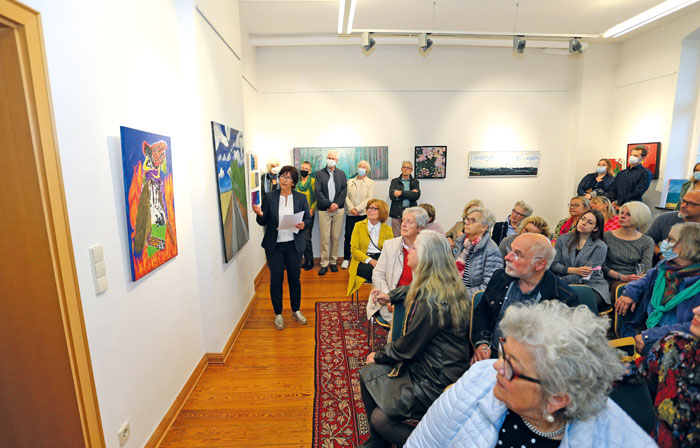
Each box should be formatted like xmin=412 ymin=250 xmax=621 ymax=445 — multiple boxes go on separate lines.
xmin=144 ymin=354 xmax=208 ymax=448
xmin=146 ymin=263 xmax=267 ymax=446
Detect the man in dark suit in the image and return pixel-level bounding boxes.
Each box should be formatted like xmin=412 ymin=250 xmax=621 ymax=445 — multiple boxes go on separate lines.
xmin=315 ymin=150 xmax=347 ymax=275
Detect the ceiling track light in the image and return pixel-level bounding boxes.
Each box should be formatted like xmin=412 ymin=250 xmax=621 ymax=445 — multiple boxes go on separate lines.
xmin=418 ymin=33 xmax=433 ymax=52
xmin=361 ymin=32 xmax=376 ymax=52
xmin=513 ymin=36 xmax=526 ymax=54
xmin=568 ymin=37 xmax=583 ymax=54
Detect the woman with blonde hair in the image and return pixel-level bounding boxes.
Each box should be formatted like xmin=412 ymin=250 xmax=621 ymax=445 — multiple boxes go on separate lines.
xmin=498 ymin=215 xmax=551 ymax=257
xmin=577 ymin=158 xmax=616 ymax=199
xmin=359 ymin=230 xmax=471 ymax=448
xmin=446 ymin=199 xmax=484 ymax=248
xmin=590 ymin=196 xmax=620 ymax=232
xmin=347 ymin=199 xmax=393 ymax=296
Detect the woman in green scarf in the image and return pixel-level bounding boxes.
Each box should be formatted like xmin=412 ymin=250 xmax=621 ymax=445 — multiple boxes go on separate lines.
xmin=616 ymin=222 xmax=700 ymax=354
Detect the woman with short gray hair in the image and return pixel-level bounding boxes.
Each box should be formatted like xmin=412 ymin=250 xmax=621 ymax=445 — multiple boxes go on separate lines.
xmin=454 ymin=207 xmax=503 ymax=298
xmin=405 ymin=301 xmax=655 ymax=447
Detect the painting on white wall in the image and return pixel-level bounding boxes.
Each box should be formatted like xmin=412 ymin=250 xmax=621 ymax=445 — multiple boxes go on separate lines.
xmin=468 ymin=151 xmax=540 ymax=177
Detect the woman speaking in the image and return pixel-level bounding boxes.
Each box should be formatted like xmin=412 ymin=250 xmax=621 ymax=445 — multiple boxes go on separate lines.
xmin=252 ymin=166 xmax=311 ymax=330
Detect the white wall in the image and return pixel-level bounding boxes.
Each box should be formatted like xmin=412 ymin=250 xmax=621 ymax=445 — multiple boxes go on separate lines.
xmin=25 ymin=0 xmax=262 ymax=446
xmin=253 ymin=45 xmax=580 ymax=237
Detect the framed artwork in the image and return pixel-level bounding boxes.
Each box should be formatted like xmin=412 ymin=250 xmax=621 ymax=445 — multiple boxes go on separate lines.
xmin=627 ymin=142 xmax=661 ymax=179
xmin=211 ymin=121 xmax=249 ymax=262
xmin=292 ymin=146 xmax=389 ymax=179
xmin=665 ymin=179 xmax=686 ymax=209
xmin=120 ymin=126 xmax=178 ymax=281
xmin=414 ymin=146 xmax=446 ymax=179
xmin=250 ymin=153 xmax=258 ymax=171
xmin=607 ymin=158 xmax=625 ymax=176
xmin=468 ymin=151 xmax=540 ymax=177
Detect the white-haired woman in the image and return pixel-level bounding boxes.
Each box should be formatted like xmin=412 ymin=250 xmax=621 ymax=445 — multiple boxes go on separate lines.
xmin=342 ymin=160 xmax=375 ymax=269
xmin=261 ymin=157 xmax=281 ymax=199
xmin=406 ymin=301 xmax=655 ymax=447
xmin=359 ymin=230 xmax=471 ymax=448
xmin=454 ymin=207 xmax=503 ymax=298
xmin=367 ymin=206 xmax=428 ymax=323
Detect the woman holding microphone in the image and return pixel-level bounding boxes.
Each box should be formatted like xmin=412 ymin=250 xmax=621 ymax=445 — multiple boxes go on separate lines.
xmin=252 ymin=165 xmax=311 ymax=330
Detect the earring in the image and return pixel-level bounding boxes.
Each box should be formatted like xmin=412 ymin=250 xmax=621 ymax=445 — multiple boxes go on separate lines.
xmin=545 ymin=413 xmax=555 ymax=423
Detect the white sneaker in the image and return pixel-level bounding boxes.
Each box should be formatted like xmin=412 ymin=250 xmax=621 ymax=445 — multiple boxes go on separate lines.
xmin=291 ymin=310 xmax=308 ymax=325
xmin=341 ymin=260 xmax=350 ymax=269
xmin=274 ymin=314 xmax=285 ymax=330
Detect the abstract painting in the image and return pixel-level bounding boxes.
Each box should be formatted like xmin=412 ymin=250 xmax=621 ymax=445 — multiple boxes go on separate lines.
xmin=120 ymin=126 xmax=178 ymax=281
xmin=414 ymin=146 xmax=446 ymax=179
xmin=469 ymin=151 xmax=540 ymax=177
xmin=627 ymin=142 xmax=661 ymax=179
xmin=293 ymin=146 xmax=389 ymax=179
xmin=212 ymin=122 xmax=249 ymax=262
xmin=665 ymin=179 xmax=686 ymax=209
xmin=607 ymin=158 xmax=625 ymax=176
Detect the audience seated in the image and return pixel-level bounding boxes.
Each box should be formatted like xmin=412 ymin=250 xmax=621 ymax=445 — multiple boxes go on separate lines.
xmin=591 ymin=196 xmax=620 ymax=232
xmin=418 ymin=203 xmax=444 ymax=233
xmin=446 ymin=199 xmax=483 ymax=248
xmin=637 ymin=304 xmax=700 ymax=447
xmin=471 ymin=233 xmax=579 ymax=364
xmin=359 ymin=230 xmax=471 ymax=448
xmin=347 ymin=199 xmax=393 ymax=297
xmin=550 ymin=209 xmax=610 ymax=307
xmin=603 ymin=201 xmax=654 ymax=294
xmin=675 ymin=162 xmax=700 ymax=211
xmin=367 ymin=207 xmax=427 ymax=323
xmin=406 ymin=301 xmax=654 ymax=447
xmin=552 ymin=196 xmax=590 ymax=242
xmin=491 ymin=200 xmax=533 ymax=245
xmin=577 ymin=158 xmax=617 ymax=199
xmin=616 ymin=222 xmax=700 ymax=355
xmin=454 ymin=207 xmax=503 ymax=298
xmin=498 ymin=215 xmax=551 ymax=258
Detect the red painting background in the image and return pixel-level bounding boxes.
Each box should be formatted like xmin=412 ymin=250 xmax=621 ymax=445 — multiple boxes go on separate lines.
xmin=627 ymin=142 xmax=661 ymax=179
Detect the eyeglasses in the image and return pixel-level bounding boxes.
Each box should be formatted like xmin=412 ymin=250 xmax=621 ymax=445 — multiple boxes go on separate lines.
xmin=279 ymin=174 xmax=293 ymax=180
xmin=568 ymin=203 xmax=583 ymax=208
xmin=498 ymin=338 xmax=541 ymax=384
xmin=366 ymin=206 xmax=379 ymax=211
xmin=681 ymin=199 xmax=700 ymax=207
xmin=464 ymin=217 xmax=483 ymax=224
xmin=401 ymin=166 xmax=413 ymax=170
xmin=511 ymin=209 xmax=528 ymax=218
xmin=507 ymin=250 xmax=543 ymax=262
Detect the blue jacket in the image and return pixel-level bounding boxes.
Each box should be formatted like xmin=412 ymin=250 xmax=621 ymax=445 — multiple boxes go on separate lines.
xmin=620 ymin=262 xmax=700 ymax=350
xmin=453 ymin=234 xmax=503 ymax=299
xmin=405 ymin=360 xmax=656 ymax=448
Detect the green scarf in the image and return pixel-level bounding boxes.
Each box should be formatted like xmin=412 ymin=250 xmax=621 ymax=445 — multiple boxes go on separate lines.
xmin=296 ymin=176 xmax=313 ymax=193
xmin=646 ymin=262 xmax=700 ymax=329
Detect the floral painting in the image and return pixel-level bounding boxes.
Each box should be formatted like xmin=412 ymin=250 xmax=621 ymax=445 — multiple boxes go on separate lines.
xmin=414 ymin=146 xmax=447 ymax=179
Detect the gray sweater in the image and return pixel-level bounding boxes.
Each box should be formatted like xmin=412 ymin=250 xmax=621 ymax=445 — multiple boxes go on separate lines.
xmin=551 ymin=233 xmax=610 ymax=304
xmin=602 ymin=231 xmax=654 ymax=277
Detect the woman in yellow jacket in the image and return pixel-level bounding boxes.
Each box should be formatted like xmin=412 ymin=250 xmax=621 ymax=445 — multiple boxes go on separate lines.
xmin=347 ymin=199 xmax=394 ymax=296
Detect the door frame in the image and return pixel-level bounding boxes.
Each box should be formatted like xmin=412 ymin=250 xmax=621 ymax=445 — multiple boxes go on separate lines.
xmin=0 ymin=1 xmax=104 ymax=446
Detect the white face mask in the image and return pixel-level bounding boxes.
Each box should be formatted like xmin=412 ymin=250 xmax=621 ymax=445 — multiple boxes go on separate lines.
xmin=595 ymin=166 xmax=607 ymax=174
xmin=270 ymin=166 xmax=281 ymax=175
xmin=693 ymin=172 xmax=700 ymax=181
xmin=629 ymin=156 xmax=640 ymax=166
xmin=326 ymin=159 xmax=337 ymax=168
xmin=357 ymin=168 xmax=366 ymax=176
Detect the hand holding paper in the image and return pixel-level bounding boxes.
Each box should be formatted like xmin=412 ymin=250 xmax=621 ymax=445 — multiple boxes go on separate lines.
xmin=277 ymin=211 xmax=304 ymax=233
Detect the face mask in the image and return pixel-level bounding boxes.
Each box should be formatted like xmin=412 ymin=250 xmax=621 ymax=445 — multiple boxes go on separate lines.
xmin=629 ymin=156 xmax=640 ymax=166
xmin=595 ymin=166 xmax=607 ymax=174
xmin=326 ymin=159 xmax=337 ymax=168
xmin=693 ymin=172 xmax=700 ymax=181
xmin=270 ymin=166 xmax=281 ymax=175
xmin=660 ymin=240 xmax=679 ymax=262
xmin=300 ymin=169 xmax=309 ymax=177
xmin=357 ymin=168 xmax=367 ymax=176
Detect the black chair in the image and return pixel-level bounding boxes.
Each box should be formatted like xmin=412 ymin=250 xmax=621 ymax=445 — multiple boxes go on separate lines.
xmin=368 ymin=299 xmax=406 ymax=352
xmin=609 ymin=382 xmax=656 ymax=434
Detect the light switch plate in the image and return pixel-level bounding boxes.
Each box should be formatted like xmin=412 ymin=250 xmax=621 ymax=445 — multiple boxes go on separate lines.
xmin=93 ymin=260 xmax=106 ymax=278
xmin=95 ymin=276 xmax=108 ymax=294
xmin=90 ymin=244 xmax=104 ymax=263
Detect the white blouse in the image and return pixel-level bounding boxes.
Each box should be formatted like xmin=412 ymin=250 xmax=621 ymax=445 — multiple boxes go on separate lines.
xmin=277 ymin=194 xmax=295 ymax=243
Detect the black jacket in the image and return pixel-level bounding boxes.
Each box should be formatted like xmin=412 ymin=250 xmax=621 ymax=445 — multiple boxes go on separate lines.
xmin=255 ymin=189 xmax=311 ymax=253
xmin=314 ymin=168 xmax=347 ymax=211
xmin=608 ymin=164 xmax=652 ymax=205
xmin=576 ymin=172 xmax=615 ymax=197
xmin=388 ymin=175 xmax=421 ymax=219
xmin=491 ymin=220 xmax=512 ymax=245
xmin=471 ymin=269 xmax=579 ymax=348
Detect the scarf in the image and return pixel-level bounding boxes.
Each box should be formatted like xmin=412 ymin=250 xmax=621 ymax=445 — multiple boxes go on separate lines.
xmin=646 ymin=262 xmax=700 ymax=329
xmin=296 ymin=176 xmax=313 ymax=193
xmin=559 ymin=217 xmax=575 ymax=235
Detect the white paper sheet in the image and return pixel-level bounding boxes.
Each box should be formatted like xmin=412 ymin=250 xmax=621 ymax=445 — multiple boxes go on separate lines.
xmin=277 ymin=211 xmax=305 ymax=233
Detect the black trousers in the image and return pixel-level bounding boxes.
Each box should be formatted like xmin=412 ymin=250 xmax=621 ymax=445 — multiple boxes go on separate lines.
xmin=301 ymin=214 xmax=315 ymax=263
xmin=266 ymin=241 xmax=302 ymax=315
xmin=343 ymin=214 xmax=365 ymax=260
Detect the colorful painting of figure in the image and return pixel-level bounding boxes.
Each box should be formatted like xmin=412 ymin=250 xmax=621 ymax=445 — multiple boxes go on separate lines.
xmin=212 ymin=121 xmax=249 ymax=262
xmin=415 ymin=146 xmax=447 ymax=178
xmin=120 ymin=126 xmax=178 ymax=281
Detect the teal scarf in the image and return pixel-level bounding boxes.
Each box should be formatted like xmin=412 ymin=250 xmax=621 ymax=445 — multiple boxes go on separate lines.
xmin=646 ymin=263 xmax=700 ymax=328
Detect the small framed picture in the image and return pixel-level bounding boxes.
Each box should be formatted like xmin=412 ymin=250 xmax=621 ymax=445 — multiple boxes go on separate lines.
xmin=627 ymin=142 xmax=661 ymax=179
xmin=414 ymin=146 xmax=447 ymax=179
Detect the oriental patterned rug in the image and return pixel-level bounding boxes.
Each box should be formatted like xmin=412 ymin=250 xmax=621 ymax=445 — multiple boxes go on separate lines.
xmin=312 ymin=301 xmax=387 ymax=448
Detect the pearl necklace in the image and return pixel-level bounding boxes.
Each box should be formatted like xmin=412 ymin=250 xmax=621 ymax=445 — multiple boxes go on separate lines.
xmin=521 ymin=417 xmax=566 ymax=438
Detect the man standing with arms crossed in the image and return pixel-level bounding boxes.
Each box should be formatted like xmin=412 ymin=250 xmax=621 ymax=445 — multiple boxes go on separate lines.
xmin=388 ymin=161 xmax=421 ymax=237
xmin=315 ymin=150 xmax=347 ymax=275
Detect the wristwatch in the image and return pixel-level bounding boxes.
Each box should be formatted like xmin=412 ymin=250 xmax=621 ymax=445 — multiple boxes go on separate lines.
xmin=617 ymin=273 xmax=622 ymax=281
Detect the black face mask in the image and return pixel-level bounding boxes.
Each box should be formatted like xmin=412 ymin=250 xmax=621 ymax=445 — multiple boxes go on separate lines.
xmin=300 ymin=169 xmax=310 ymax=177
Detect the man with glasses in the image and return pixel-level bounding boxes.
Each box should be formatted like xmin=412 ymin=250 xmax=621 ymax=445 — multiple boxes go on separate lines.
xmin=470 ymin=233 xmax=578 ymax=364
xmin=491 ymin=200 xmax=533 ymax=245
xmin=388 ymin=161 xmax=421 ymax=237
xmin=647 ymin=190 xmax=700 ymax=260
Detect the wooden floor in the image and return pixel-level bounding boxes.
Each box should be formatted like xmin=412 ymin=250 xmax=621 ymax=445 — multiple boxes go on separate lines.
xmin=160 ymin=261 xmax=366 ymax=447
